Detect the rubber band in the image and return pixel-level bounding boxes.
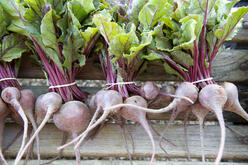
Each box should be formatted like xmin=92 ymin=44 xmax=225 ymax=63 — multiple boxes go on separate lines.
xmin=105 ymin=82 xmax=136 ymax=89
xmin=0 ymin=77 xmax=17 ymax=82
xmin=49 ymin=82 xmax=76 ymax=89
xmin=191 ymin=77 xmax=213 ymax=84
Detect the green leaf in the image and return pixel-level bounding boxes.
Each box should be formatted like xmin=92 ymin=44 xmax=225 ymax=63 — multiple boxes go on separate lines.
xmin=81 ymin=27 xmax=99 ymax=47
xmin=155 ymin=36 xmax=172 ymax=50
xmin=163 ymin=62 xmax=183 ymax=79
xmin=62 ymin=25 xmax=85 ymax=69
xmin=0 ymin=0 xmax=20 ymax=17
xmin=93 ymin=13 xmax=123 ymax=43
xmin=215 ymin=7 xmax=248 ymax=43
xmin=47 ymin=0 xmax=64 ymax=13
xmin=124 ymin=31 xmax=153 ymax=64
xmin=142 ymin=52 xmax=163 ymax=60
xmin=172 ymin=0 xmax=186 ymax=21
xmin=7 ymin=18 xmax=28 ymax=36
xmin=40 ymin=9 xmax=63 ymax=70
xmin=57 ymin=14 xmax=68 ymax=42
xmin=78 ymin=54 xmax=86 ymax=67
xmin=1 ymin=47 xmax=26 ymax=62
xmin=45 ymin=47 xmax=63 ymax=69
xmin=24 ymin=0 xmax=46 ymax=19
xmin=154 ymin=23 xmax=164 ymax=36
xmin=138 ymin=0 xmax=173 ymax=28
xmin=130 ymin=31 xmax=153 ymax=54
xmin=170 ymin=50 xmax=193 ymax=67
xmin=127 ymin=0 xmax=147 ymax=25
xmin=1 ymin=34 xmax=27 ymax=62
xmin=206 ymin=31 xmax=216 ymax=56
xmin=0 ymin=5 xmax=7 ymax=37
xmin=109 ymin=24 xmax=139 ymax=59
xmin=40 ymin=9 xmax=60 ymax=55
xmin=67 ymin=0 xmax=95 ymax=27
xmin=62 ymin=35 xmax=73 ymax=70
xmin=168 ymin=15 xmax=203 ymax=52
xmin=71 ymin=26 xmax=84 ymax=52
xmin=82 ymin=0 xmax=95 ymax=14
xmin=67 ymin=2 xmax=82 ymax=28
xmin=179 ymin=14 xmax=203 ymax=41
xmin=214 ymin=0 xmax=238 ymax=23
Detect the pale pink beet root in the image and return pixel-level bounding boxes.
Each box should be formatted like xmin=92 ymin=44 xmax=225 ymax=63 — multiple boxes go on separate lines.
xmin=158 ymin=85 xmax=175 ymax=102
xmin=10 ymin=108 xmax=23 ymax=126
xmin=60 ymin=82 xmax=198 ymax=158
xmin=53 ymin=101 xmax=90 ymax=165
xmin=0 ymin=98 xmax=10 ymax=165
xmin=149 ymin=85 xmax=175 ymax=108
xmin=119 ymin=119 xmax=135 ymax=165
xmin=1 ymin=87 xmax=29 ymax=162
xmin=19 ymin=89 xmax=40 ymax=164
xmin=15 ymin=92 xmax=62 ymax=165
xmin=221 ymin=82 xmax=248 ymax=121
xmin=140 ymin=81 xmax=160 ymax=100
xmin=103 ymin=82 xmax=198 ymax=114
xmin=156 ymin=82 xmax=198 ymax=152
xmin=120 ymin=95 xmax=155 ymax=165
xmin=199 ymin=84 xmax=227 ymax=165
xmin=58 ymin=90 xmax=123 ymax=150
xmin=98 ymin=82 xmax=198 ymax=156
xmin=191 ymin=102 xmax=209 ymax=162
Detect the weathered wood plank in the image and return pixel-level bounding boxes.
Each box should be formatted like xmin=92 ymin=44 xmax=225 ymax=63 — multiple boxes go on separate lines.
xmin=18 ymin=50 xmax=248 ymax=82
xmin=6 ymin=160 xmax=248 ymax=165
xmin=21 ymin=85 xmax=248 ymax=123
xmin=231 ymin=28 xmax=248 ymax=43
xmin=3 ymin=124 xmax=248 ymax=160
xmin=211 ymin=50 xmax=248 ymax=82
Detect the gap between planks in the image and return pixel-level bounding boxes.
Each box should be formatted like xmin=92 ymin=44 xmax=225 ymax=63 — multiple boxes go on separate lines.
xmin=3 ymin=123 xmax=248 ymax=160
xmin=6 ymin=160 xmax=248 ymax=165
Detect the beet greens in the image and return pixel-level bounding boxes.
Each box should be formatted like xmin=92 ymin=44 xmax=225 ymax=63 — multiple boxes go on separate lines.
xmin=139 ymin=0 xmax=248 ymax=163
xmin=0 ymin=0 xmax=247 ymax=164
xmin=3 ymin=0 xmax=105 ymax=164
xmin=0 ymin=2 xmax=33 ymax=163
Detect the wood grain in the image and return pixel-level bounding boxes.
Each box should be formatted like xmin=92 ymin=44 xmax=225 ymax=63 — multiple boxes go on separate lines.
xmin=231 ymin=28 xmax=248 ymax=43
xmin=18 ymin=50 xmax=248 ymax=83
xmin=212 ymin=50 xmax=248 ymax=82
xmin=6 ymin=160 xmax=248 ymax=165
xmin=3 ymin=123 xmax=248 ymax=160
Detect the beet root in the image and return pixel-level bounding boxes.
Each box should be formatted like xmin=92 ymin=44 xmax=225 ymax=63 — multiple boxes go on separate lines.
xmin=0 ymin=98 xmax=10 ymax=165
xmin=156 ymin=82 xmax=198 ymax=152
xmin=105 ymin=82 xmax=198 ymax=114
xmin=199 ymin=84 xmax=227 ymax=165
xmin=149 ymin=85 xmax=175 ymax=108
xmin=14 ymin=92 xmax=62 ymax=165
xmin=221 ymin=82 xmax=248 ymax=121
xmin=20 ymin=89 xmax=40 ymax=164
xmin=140 ymin=81 xmax=160 ymax=100
xmin=191 ymin=102 xmax=209 ymax=162
xmin=120 ymin=96 xmax=155 ymax=165
xmin=58 ymin=90 xmax=123 ymax=150
xmin=1 ymin=87 xmax=29 ymax=162
xmin=54 ymin=101 xmax=90 ymax=165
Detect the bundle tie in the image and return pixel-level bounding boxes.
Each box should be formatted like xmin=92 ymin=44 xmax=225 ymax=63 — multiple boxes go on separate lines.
xmin=105 ymin=82 xmax=136 ymax=89
xmin=191 ymin=77 xmax=213 ymax=84
xmin=49 ymin=82 xmax=76 ymax=89
xmin=0 ymin=77 xmax=17 ymax=82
